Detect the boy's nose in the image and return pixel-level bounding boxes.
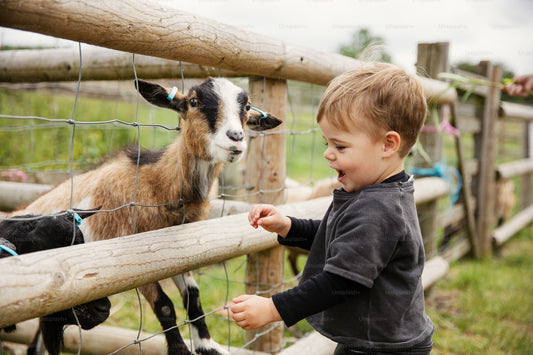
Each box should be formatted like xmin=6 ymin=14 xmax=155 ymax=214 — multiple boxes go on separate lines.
xmin=324 ymin=148 xmax=335 ymax=161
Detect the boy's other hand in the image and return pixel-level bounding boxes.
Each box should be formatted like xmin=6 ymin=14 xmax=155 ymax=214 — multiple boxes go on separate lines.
xmin=230 ymin=294 xmax=282 ymax=330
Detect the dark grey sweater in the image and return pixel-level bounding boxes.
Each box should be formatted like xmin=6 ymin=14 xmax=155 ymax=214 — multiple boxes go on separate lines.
xmin=272 ymin=172 xmax=434 ymax=351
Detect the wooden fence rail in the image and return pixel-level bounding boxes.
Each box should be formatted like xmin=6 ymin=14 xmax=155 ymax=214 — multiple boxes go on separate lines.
xmin=0 ymin=197 xmax=328 ymax=328
xmin=0 ymin=178 xmax=448 ymax=328
xmin=0 ymin=1 xmax=456 ymax=104
xmin=0 ymin=47 xmax=242 ymax=82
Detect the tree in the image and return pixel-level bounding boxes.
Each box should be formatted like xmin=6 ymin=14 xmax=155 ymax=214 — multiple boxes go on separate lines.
xmin=338 ymin=28 xmax=392 ymax=63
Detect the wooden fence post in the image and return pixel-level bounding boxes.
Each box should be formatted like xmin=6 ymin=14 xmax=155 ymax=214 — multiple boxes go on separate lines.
xmin=414 ymin=42 xmax=449 ymax=256
xmin=521 ymin=120 xmax=532 ymax=209
xmin=473 ymin=62 xmax=502 ymax=258
xmin=244 ymin=77 xmax=287 ymax=353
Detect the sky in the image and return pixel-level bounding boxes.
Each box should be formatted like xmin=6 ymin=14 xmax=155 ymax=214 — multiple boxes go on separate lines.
xmin=0 ymin=0 xmax=532 ymax=76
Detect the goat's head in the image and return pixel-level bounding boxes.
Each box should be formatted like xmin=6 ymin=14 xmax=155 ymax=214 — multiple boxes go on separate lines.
xmin=0 ymin=207 xmax=110 ymax=355
xmin=40 ymin=297 xmax=111 ymax=355
xmin=0 ymin=207 xmax=101 ymax=255
xmin=136 ymin=78 xmax=282 ymax=164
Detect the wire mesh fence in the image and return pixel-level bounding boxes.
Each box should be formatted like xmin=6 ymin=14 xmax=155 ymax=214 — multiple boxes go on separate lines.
xmin=0 ymin=46 xmax=331 ymax=354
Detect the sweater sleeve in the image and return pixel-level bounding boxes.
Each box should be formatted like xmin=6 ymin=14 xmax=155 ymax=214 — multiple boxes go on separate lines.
xmin=271 ymin=271 xmax=366 ymax=327
xmin=277 ymin=217 xmax=321 ymax=250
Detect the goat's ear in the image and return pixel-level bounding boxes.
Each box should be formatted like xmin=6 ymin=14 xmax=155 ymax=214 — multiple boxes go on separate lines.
xmin=73 ymin=206 xmax=102 ymax=220
xmin=135 ymin=79 xmax=187 ymax=113
xmin=247 ymin=111 xmax=282 ymax=131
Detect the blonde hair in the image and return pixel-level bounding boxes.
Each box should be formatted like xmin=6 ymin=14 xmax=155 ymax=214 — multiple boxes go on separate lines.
xmin=317 ymin=63 xmax=427 ymax=157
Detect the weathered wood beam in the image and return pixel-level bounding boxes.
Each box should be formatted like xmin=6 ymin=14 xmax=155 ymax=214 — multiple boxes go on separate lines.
xmin=496 ymin=158 xmax=533 ymax=180
xmin=0 ymin=197 xmax=332 ymax=328
xmin=0 ymin=319 xmax=266 ymax=355
xmin=0 ymin=0 xmax=456 ymax=103
xmin=493 ymin=204 xmax=533 ymax=246
xmin=0 ymin=47 xmax=241 ymax=82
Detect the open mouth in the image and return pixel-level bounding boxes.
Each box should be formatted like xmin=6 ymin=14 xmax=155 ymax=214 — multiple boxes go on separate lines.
xmin=337 ymin=170 xmax=346 ymax=181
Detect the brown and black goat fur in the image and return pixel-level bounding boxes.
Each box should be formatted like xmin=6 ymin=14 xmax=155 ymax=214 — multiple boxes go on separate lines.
xmin=15 ymin=77 xmax=282 ymax=355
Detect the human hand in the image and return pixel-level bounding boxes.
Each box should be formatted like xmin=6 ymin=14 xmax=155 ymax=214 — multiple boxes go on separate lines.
xmin=230 ymin=294 xmax=282 ymax=330
xmin=248 ymin=204 xmax=291 ymax=237
xmin=504 ymin=74 xmax=533 ymax=97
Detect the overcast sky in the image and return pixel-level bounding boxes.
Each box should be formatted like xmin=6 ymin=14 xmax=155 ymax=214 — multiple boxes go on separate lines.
xmin=1 ymin=0 xmax=532 ymax=76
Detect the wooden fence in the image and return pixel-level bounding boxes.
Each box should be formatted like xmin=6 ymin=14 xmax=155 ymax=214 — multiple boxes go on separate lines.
xmin=1 ymin=0 xmax=532 ymax=353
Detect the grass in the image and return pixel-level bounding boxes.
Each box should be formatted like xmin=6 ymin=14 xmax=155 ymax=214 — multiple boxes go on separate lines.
xmin=426 ymin=229 xmax=533 ymax=355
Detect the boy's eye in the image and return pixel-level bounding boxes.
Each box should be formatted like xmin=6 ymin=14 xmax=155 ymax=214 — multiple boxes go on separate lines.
xmin=336 ymin=146 xmax=346 ymax=150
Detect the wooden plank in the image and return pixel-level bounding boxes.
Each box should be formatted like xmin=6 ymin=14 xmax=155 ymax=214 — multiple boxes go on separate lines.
xmin=450 ymin=103 xmax=477 ymax=254
xmin=413 ymin=177 xmax=449 ymax=204
xmin=0 ymin=181 xmax=53 ymax=212
xmin=278 ymin=332 xmax=336 ymax=355
xmin=0 ymin=319 xmax=266 ymax=355
xmin=244 ymin=78 xmax=287 ymax=353
xmin=421 ymin=256 xmax=449 ymax=290
xmin=496 ymin=158 xmax=533 ymax=180
xmin=472 ymin=62 xmax=501 ymax=258
xmin=414 ymin=42 xmax=450 ymax=256
xmin=0 ymin=196 xmax=332 ymax=328
xmin=0 ymin=0 xmax=456 ymax=104
xmin=500 ymin=101 xmax=533 ymax=122
xmin=493 ymin=204 xmax=533 ymax=246
xmin=441 ymin=236 xmax=472 ymax=263
xmin=0 ymin=47 xmax=242 ymax=82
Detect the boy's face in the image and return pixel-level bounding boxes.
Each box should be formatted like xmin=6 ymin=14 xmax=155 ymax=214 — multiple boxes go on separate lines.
xmin=319 ymin=115 xmax=391 ymax=193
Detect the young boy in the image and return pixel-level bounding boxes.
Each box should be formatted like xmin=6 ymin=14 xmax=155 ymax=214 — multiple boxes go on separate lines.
xmin=230 ymin=63 xmax=434 ymax=354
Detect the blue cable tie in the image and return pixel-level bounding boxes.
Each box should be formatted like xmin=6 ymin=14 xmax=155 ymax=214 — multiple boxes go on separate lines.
xmin=167 ymin=87 xmax=178 ymax=101
xmin=71 ymin=211 xmax=82 ymax=226
xmin=0 ymin=244 xmax=18 ymax=257
xmin=251 ymin=107 xmax=268 ymax=119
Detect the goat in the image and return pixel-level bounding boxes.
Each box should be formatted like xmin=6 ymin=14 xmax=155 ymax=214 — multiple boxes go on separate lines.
xmin=15 ymin=77 xmax=282 ymax=355
xmin=0 ymin=209 xmax=110 ymax=355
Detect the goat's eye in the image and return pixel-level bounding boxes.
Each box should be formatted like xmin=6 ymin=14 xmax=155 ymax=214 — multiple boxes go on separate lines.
xmin=245 ymin=103 xmax=251 ymax=111
xmin=189 ymin=98 xmax=198 ymax=108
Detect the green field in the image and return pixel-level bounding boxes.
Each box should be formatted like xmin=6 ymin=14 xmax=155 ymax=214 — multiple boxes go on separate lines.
xmin=426 ymin=230 xmax=533 ymax=355
xmin=0 ymin=86 xmax=333 ymax=182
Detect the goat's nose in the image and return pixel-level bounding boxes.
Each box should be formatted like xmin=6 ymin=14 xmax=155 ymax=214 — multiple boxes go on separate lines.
xmin=94 ymin=298 xmax=111 ymax=313
xmin=227 ymin=130 xmax=244 ymax=142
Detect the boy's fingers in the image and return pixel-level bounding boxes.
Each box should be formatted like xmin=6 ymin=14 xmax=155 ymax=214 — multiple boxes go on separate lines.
xmin=232 ymin=294 xmax=251 ymax=304
xmin=232 ymin=312 xmax=245 ymax=321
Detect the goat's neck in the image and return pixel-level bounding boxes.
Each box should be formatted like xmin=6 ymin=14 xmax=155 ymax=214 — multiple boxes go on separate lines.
xmin=158 ymin=139 xmax=222 ymax=204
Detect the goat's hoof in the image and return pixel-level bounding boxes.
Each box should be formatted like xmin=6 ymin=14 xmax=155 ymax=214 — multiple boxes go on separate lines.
xmin=195 ymin=339 xmax=230 ymax=355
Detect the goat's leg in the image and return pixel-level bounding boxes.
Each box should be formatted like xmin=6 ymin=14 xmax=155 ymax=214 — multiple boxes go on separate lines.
xmin=172 ymin=272 xmax=229 ymax=355
xmin=139 ymin=282 xmax=191 ymax=355
xmin=27 ymin=328 xmax=46 ymax=355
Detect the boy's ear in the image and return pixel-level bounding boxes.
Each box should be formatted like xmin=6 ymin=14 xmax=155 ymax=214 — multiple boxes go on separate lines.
xmin=383 ymin=131 xmax=401 ymax=157
xmin=247 ymin=111 xmax=283 ymax=131
xmin=134 ymin=79 xmax=188 ymax=113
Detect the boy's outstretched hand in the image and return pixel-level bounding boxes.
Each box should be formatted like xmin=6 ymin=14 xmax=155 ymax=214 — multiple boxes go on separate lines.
xmin=248 ymin=204 xmax=292 ymax=238
xmin=230 ymin=294 xmax=282 ymax=330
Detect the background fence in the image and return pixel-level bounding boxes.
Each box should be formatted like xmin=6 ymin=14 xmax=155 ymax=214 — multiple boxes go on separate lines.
xmin=1 ymin=1 xmax=532 ymax=354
